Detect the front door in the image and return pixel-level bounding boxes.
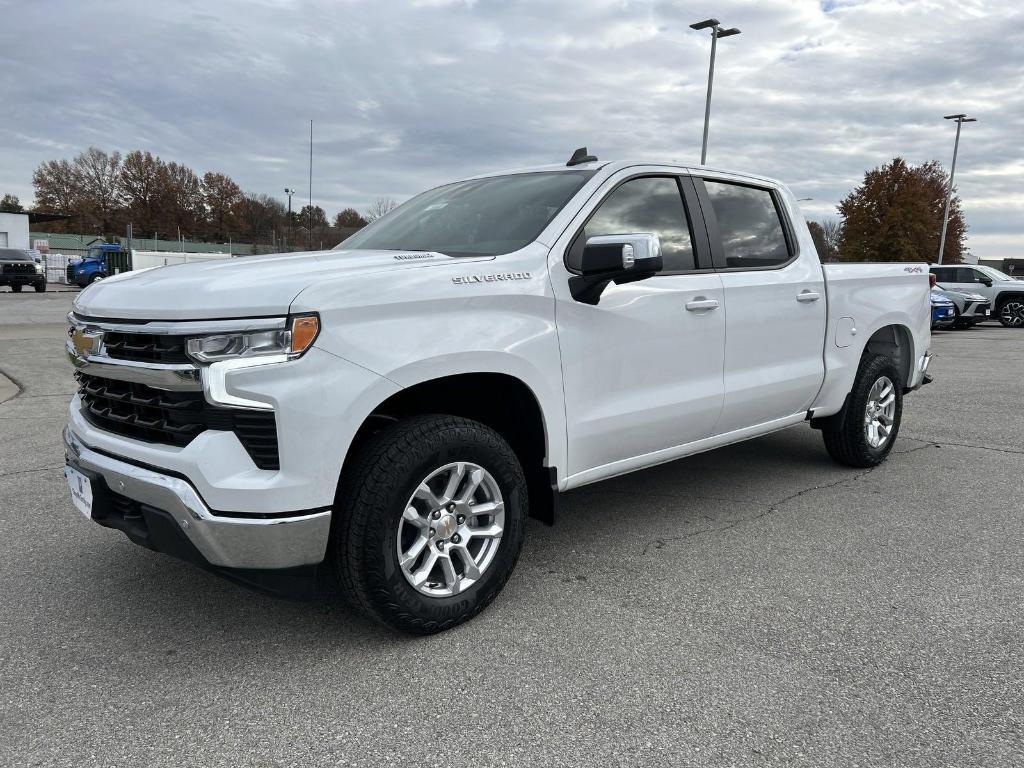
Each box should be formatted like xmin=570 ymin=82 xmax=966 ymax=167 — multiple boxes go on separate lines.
xmin=551 ymin=172 xmax=726 ymax=483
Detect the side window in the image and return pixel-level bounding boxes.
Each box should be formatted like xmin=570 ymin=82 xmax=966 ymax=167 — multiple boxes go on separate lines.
xmin=931 ymin=267 xmax=954 ymax=282
xmin=703 ymin=180 xmax=791 ymax=269
xmin=570 ymin=176 xmax=696 ymax=272
xmin=954 ymin=267 xmax=978 ymax=282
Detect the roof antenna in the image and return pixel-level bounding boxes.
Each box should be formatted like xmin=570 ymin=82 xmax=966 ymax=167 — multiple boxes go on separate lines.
xmin=566 ymin=147 xmax=597 ymax=167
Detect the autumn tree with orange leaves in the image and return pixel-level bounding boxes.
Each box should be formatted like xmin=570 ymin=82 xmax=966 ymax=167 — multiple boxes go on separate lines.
xmin=837 ymin=156 xmax=967 ymax=264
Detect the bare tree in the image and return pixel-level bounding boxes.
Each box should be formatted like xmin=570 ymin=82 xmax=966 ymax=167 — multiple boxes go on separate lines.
xmin=364 ymin=196 xmax=398 ymax=223
xmin=161 ymin=161 xmax=206 ymax=235
xmin=120 ymin=150 xmax=164 ymax=233
xmin=32 ymin=158 xmax=82 ymax=217
xmin=74 ymin=147 xmax=123 ymax=233
xmin=202 ymin=172 xmax=243 ymax=240
xmin=808 ymin=218 xmax=842 ymax=262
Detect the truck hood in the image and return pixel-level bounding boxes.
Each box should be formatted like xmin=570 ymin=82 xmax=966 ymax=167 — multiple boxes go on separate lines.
xmin=72 ymin=249 xmax=467 ymax=320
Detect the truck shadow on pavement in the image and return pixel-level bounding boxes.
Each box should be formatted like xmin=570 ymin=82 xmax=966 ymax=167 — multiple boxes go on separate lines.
xmin=66 ymin=423 xmax=919 ymax=645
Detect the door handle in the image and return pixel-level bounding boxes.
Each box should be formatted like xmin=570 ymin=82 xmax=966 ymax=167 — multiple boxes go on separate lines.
xmin=685 ymin=297 xmax=720 ymax=311
xmin=796 ymin=291 xmax=821 ymax=303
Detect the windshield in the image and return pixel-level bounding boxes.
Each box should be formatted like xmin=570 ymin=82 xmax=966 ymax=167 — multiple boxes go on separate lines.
xmin=0 ymin=248 xmax=29 ymax=261
xmin=336 ymin=170 xmax=595 ymax=257
xmin=977 ymin=265 xmax=1018 ymax=282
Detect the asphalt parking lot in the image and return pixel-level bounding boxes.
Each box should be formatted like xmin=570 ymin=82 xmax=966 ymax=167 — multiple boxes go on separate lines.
xmin=1 ymin=290 xmax=1021 ymax=767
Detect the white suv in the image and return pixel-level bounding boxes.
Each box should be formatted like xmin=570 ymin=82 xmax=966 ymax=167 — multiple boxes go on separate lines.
xmin=929 ymin=264 xmax=1024 ymax=327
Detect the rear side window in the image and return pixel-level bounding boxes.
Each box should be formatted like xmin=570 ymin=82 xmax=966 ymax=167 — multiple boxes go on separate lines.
xmin=960 ymin=268 xmax=985 ymax=283
xmin=704 ymin=180 xmax=791 ymax=269
xmin=930 ymin=267 xmax=955 ymax=282
xmin=572 ymin=176 xmax=696 ymax=272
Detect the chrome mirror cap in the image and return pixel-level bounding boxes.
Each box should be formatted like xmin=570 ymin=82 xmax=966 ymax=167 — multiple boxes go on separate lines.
xmin=585 ymin=233 xmax=662 ymax=270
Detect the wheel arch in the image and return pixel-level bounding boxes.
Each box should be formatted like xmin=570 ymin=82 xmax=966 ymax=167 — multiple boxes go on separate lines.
xmin=341 ymin=372 xmax=558 ymax=524
xmin=863 ymin=323 xmax=914 ymax=389
xmin=995 ymin=289 xmax=1024 ymax=307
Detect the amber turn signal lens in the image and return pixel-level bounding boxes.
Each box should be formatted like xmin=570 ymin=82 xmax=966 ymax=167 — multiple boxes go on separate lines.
xmin=289 ymin=315 xmax=319 ymax=355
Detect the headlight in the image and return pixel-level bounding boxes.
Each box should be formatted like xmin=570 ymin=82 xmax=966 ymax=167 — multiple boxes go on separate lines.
xmin=186 ymin=314 xmax=319 ymax=363
xmin=35 ymin=263 xmax=45 ymax=273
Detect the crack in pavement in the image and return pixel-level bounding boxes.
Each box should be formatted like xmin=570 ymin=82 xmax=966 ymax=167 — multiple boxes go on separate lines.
xmin=901 ymin=434 xmax=1024 ymax=456
xmin=640 ymin=441 xmax=939 ymax=556
xmin=0 ymin=465 xmax=64 ymax=479
xmin=640 ymin=467 xmax=876 ymax=555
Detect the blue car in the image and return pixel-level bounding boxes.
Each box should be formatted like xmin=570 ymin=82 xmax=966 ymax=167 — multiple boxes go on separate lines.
xmin=930 ymin=289 xmax=956 ymax=329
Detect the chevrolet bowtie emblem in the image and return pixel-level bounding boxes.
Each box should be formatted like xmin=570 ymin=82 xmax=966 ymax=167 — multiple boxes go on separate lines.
xmin=70 ymin=327 xmax=102 ymax=358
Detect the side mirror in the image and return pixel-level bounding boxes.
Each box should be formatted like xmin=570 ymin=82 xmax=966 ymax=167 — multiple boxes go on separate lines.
xmin=980 ymin=277 xmax=993 ymax=287
xmin=571 ymin=233 xmax=663 ymax=304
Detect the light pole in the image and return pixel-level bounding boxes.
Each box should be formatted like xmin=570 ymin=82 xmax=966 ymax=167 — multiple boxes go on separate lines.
xmin=937 ymin=114 xmax=976 ymax=265
xmin=284 ymin=188 xmax=296 ymax=249
xmin=690 ymin=18 xmax=741 ymax=166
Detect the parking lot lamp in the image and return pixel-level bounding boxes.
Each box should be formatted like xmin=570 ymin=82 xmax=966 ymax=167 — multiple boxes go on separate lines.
xmin=937 ymin=114 xmax=976 ymax=265
xmin=285 ymin=188 xmax=296 ymax=249
xmin=690 ymin=18 xmax=741 ymax=165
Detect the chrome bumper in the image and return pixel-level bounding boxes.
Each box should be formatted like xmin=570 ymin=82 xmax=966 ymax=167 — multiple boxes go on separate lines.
xmin=63 ymin=426 xmax=331 ymax=570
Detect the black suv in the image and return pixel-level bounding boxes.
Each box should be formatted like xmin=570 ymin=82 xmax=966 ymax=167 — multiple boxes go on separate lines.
xmin=0 ymin=248 xmax=46 ymax=293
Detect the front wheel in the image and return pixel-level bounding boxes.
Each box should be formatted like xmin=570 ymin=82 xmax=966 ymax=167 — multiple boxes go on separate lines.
xmin=998 ymin=298 xmax=1024 ymax=328
xmin=332 ymin=414 xmax=527 ymax=634
xmin=10 ymin=284 xmax=22 ymax=293
xmin=34 ymin=281 xmax=46 ymax=293
xmin=822 ymin=354 xmax=903 ymax=468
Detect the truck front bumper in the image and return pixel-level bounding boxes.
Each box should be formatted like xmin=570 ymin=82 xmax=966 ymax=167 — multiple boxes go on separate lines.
xmin=63 ymin=425 xmax=331 ymax=572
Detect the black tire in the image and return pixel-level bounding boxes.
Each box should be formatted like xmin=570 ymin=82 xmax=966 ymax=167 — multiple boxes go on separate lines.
xmin=331 ymin=414 xmax=527 ymax=634
xmin=88 ymin=273 xmax=106 ymax=285
xmin=822 ymin=354 xmax=903 ymax=468
xmin=34 ymin=282 xmax=46 ymax=293
xmin=997 ymin=297 xmax=1024 ymax=328
xmin=10 ymin=284 xmax=22 ymax=293
xmin=951 ymin=306 xmax=969 ymax=330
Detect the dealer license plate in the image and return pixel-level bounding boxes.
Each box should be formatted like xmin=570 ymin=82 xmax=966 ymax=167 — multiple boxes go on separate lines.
xmin=65 ymin=466 xmax=93 ymax=518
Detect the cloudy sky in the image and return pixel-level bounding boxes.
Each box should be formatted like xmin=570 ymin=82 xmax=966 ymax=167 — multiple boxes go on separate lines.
xmin=1 ymin=0 xmax=1021 ymax=259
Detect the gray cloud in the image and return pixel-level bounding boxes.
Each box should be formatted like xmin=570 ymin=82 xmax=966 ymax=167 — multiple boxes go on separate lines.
xmin=0 ymin=0 xmax=1021 ymax=258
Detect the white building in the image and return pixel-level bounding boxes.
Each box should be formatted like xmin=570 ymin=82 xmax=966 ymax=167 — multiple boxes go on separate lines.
xmin=0 ymin=212 xmax=30 ymax=249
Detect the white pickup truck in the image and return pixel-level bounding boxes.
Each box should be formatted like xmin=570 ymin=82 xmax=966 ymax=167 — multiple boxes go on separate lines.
xmin=63 ymin=151 xmax=932 ymax=633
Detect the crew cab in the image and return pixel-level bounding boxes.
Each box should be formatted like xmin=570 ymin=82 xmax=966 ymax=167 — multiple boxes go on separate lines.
xmin=929 ymin=264 xmax=1024 ymax=327
xmin=63 ymin=152 xmax=932 ymax=633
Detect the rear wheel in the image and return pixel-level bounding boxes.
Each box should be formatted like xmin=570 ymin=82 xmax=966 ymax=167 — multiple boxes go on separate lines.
xmin=998 ymin=298 xmax=1024 ymax=328
xmin=822 ymin=354 xmax=903 ymax=468
xmin=332 ymin=414 xmax=527 ymax=634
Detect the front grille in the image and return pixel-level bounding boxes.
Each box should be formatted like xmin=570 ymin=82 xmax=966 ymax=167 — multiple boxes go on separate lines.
xmin=2 ymin=262 xmax=36 ymax=275
xmin=103 ymin=332 xmax=190 ymax=364
xmin=76 ymin=371 xmax=279 ymax=470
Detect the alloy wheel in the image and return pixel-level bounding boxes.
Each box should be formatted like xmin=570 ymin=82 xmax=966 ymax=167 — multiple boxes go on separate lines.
xmin=864 ymin=376 xmax=896 ymax=449
xmin=396 ymin=461 xmax=505 ymax=598
xmin=999 ymin=300 xmax=1024 ymax=327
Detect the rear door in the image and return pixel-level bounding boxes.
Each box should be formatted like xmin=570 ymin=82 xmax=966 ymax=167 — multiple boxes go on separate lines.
xmin=947 ymin=266 xmax=996 ymax=301
xmin=694 ymin=176 xmax=827 ymax=434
